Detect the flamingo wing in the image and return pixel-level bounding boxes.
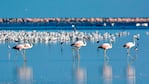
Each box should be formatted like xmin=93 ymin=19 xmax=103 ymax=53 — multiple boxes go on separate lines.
xmin=102 ymin=43 xmax=111 ymax=49
xmin=13 ymin=44 xmax=24 ymax=50
xmin=23 ymin=43 xmax=32 ymax=49
xmin=124 ymin=42 xmax=134 ymax=48
xmin=16 ymin=44 xmax=24 ymax=49
xmin=98 ymin=43 xmax=111 ymax=50
xmin=75 ymin=42 xmax=82 ymax=47
xmin=71 ymin=41 xmax=83 ymax=48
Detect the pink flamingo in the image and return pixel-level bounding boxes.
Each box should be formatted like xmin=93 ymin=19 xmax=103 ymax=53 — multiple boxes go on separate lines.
xmin=98 ymin=39 xmax=113 ymax=60
xmin=71 ymin=40 xmax=87 ymax=59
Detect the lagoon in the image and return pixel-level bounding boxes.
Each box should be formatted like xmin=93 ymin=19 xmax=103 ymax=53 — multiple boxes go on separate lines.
xmin=0 ymin=29 xmax=149 ymax=84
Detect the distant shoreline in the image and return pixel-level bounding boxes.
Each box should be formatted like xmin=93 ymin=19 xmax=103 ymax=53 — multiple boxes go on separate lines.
xmin=0 ymin=18 xmax=148 ymax=30
xmin=0 ymin=18 xmax=149 ymax=23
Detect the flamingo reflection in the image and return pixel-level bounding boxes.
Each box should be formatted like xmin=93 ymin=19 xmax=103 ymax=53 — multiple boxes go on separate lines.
xmin=102 ymin=59 xmax=112 ymax=84
xmin=126 ymin=63 xmax=136 ymax=84
xmin=16 ymin=61 xmax=33 ymax=84
xmin=126 ymin=52 xmax=137 ymax=84
xmin=72 ymin=48 xmax=87 ymax=84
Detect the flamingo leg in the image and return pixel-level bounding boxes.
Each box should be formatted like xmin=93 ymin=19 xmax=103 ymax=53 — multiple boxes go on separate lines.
xmin=8 ymin=53 xmax=11 ymax=60
xmin=24 ymin=50 xmax=26 ymax=57
xmin=72 ymin=48 xmax=75 ymax=62
xmin=127 ymin=55 xmax=136 ymax=65
xmin=76 ymin=48 xmax=80 ymax=60
xmin=104 ymin=49 xmax=110 ymax=61
xmin=134 ymin=48 xmax=138 ymax=60
xmin=106 ymin=55 xmax=110 ymax=61
xmin=104 ymin=50 xmax=107 ymax=60
xmin=8 ymin=47 xmax=11 ymax=60
xmin=15 ymin=50 xmax=19 ymax=61
xmin=21 ymin=50 xmax=27 ymax=61
xmin=23 ymin=50 xmax=27 ymax=61
xmin=104 ymin=49 xmax=106 ymax=57
xmin=60 ymin=46 xmax=63 ymax=56
xmin=72 ymin=48 xmax=80 ymax=63
xmin=130 ymin=54 xmax=136 ymax=61
xmin=127 ymin=48 xmax=130 ymax=56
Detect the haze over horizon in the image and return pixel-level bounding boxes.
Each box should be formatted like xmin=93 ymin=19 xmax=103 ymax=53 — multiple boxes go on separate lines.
xmin=0 ymin=0 xmax=148 ymax=18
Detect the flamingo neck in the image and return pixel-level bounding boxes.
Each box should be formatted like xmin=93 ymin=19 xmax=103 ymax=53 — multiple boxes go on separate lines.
xmin=83 ymin=41 xmax=87 ymax=46
xmin=30 ymin=44 xmax=33 ymax=48
xmin=109 ymin=40 xmax=112 ymax=48
xmin=110 ymin=43 xmax=112 ymax=48
xmin=133 ymin=38 xmax=136 ymax=45
xmin=28 ymin=43 xmax=33 ymax=48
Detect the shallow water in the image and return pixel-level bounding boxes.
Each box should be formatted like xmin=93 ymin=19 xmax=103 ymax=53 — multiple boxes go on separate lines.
xmin=0 ymin=29 xmax=149 ymax=84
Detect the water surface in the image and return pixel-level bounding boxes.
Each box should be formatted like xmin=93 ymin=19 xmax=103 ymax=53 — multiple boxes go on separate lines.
xmin=0 ymin=29 xmax=149 ymax=84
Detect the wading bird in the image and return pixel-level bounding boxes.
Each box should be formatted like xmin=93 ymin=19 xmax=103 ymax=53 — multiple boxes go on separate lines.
xmin=98 ymin=39 xmax=113 ymax=60
xmin=10 ymin=43 xmax=33 ymax=61
xmin=123 ymin=34 xmax=139 ymax=56
xmin=12 ymin=43 xmax=33 ymax=50
xmin=72 ymin=24 xmax=77 ymax=32
xmin=71 ymin=40 xmax=87 ymax=49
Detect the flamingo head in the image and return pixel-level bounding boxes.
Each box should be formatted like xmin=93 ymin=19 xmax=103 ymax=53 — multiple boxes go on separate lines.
xmin=133 ymin=34 xmax=140 ymax=40
xmin=82 ymin=38 xmax=87 ymax=46
xmin=109 ymin=38 xmax=114 ymax=44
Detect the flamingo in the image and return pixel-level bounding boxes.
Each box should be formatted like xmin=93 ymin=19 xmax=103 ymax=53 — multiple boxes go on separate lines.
xmin=71 ymin=40 xmax=87 ymax=59
xmin=72 ymin=24 xmax=77 ymax=32
xmin=10 ymin=43 xmax=33 ymax=61
xmin=123 ymin=34 xmax=139 ymax=56
xmin=12 ymin=43 xmax=33 ymax=50
xmin=98 ymin=39 xmax=113 ymax=60
xmin=71 ymin=40 xmax=87 ymax=49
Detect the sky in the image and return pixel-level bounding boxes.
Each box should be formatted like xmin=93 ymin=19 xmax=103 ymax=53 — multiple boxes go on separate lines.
xmin=0 ymin=0 xmax=148 ymax=18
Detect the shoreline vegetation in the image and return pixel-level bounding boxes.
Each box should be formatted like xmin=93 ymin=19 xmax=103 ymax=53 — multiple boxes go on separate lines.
xmin=0 ymin=18 xmax=148 ymax=29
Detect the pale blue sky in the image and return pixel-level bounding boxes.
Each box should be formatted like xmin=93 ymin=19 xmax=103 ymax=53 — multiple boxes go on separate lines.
xmin=0 ymin=0 xmax=148 ymax=18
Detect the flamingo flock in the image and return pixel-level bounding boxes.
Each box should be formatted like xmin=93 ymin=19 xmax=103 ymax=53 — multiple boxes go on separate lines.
xmin=0 ymin=30 xmax=129 ymax=44
xmin=3 ymin=30 xmax=141 ymax=61
xmin=2 ymin=30 xmax=142 ymax=84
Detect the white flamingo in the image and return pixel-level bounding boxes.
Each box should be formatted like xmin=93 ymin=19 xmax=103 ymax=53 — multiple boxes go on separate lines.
xmin=71 ymin=40 xmax=87 ymax=49
xmin=12 ymin=43 xmax=33 ymax=50
xmin=123 ymin=34 xmax=139 ymax=56
xmin=10 ymin=43 xmax=33 ymax=61
xmin=72 ymin=24 xmax=77 ymax=32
